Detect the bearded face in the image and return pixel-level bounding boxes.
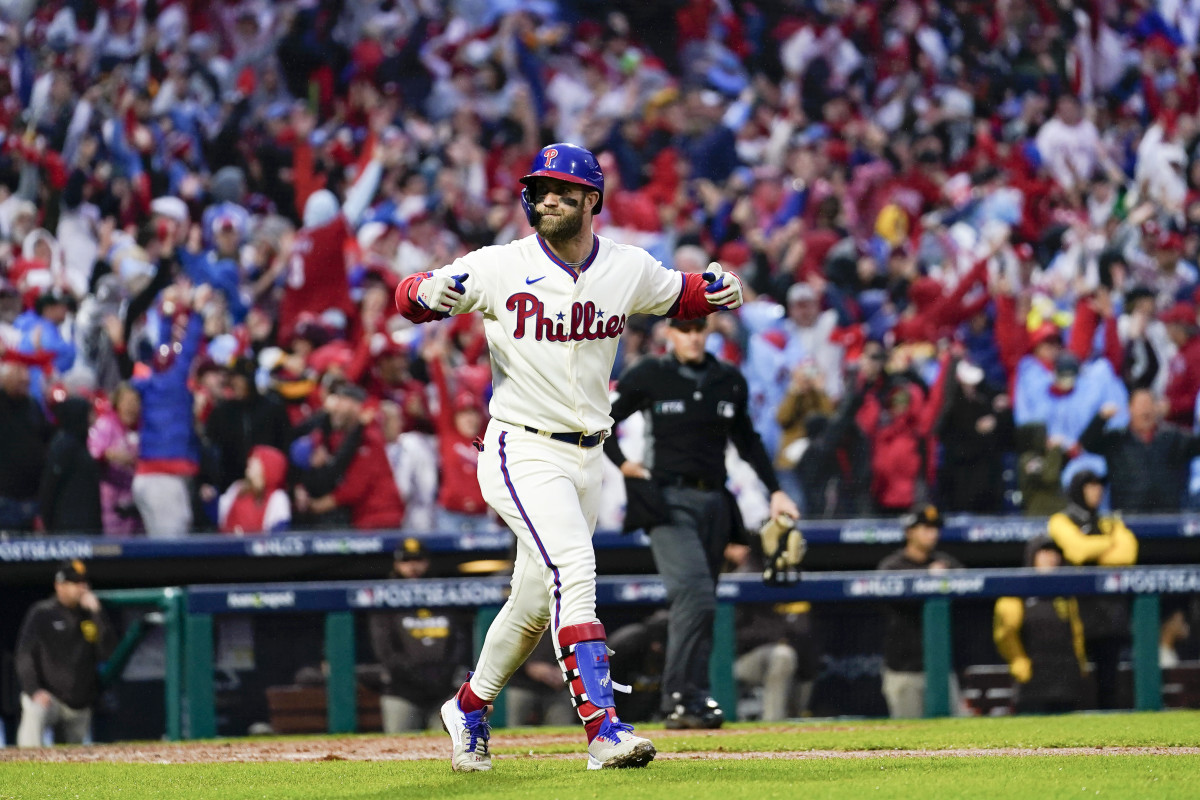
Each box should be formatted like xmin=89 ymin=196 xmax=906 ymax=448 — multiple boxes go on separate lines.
xmin=533 ymin=203 xmax=584 ymax=241
xmin=529 ymin=178 xmax=596 ymax=243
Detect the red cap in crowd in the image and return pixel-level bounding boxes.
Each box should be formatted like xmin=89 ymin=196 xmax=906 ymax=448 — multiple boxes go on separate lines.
xmin=308 ymin=341 xmax=355 ymax=375
xmin=1028 ymin=323 xmax=1062 ymax=350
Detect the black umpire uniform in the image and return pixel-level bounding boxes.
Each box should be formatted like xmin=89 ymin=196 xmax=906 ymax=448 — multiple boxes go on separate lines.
xmin=605 ymin=319 xmax=784 ymax=727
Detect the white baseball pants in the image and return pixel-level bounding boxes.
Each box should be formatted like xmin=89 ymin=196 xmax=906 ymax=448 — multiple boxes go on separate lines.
xmin=468 ymin=420 xmax=604 ymax=701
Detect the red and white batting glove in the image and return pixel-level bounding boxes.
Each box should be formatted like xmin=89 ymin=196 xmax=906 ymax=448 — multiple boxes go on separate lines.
xmin=702 ymin=262 xmax=743 ymax=310
xmin=415 ymin=273 xmax=468 ymax=314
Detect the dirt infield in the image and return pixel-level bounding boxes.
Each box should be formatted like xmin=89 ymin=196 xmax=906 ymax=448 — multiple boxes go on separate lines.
xmin=3 ymin=728 xmax=1199 ymax=764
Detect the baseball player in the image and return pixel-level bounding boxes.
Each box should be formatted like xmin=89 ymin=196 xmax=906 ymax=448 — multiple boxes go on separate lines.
xmin=393 ymin=143 xmax=744 ymax=771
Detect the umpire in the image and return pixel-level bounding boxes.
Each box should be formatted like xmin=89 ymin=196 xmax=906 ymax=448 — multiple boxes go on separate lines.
xmin=606 ymin=316 xmax=799 ymax=728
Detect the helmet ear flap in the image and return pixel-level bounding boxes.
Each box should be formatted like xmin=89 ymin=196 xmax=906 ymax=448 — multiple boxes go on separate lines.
xmin=520 ymin=185 xmax=535 ymax=225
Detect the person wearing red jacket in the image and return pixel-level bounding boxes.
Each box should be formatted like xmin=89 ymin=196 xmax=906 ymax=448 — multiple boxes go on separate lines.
xmin=307 ymin=382 xmax=405 ymax=530
xmin=892 ymin=258 xmax=990 ymax=345
xmin=596 ymin=152 xmax=662 ymax=233
xmin=1068 ymin=288 xmax=1123 ymax=377
xmin=352 ymin=333 xmax=432 ymax=433
xmin=218 ymin=446 xmax=291 ymax=535
xmin=1162 ymin=302 xmax=1200 ymax=426
xmin=277 ymin=124 xmax=388 ymax=344
xmin=852 ymin=343 xmax=928 ymax=514
xmin=858 ymin=378 xmax=927 ymax=513
xmin=424 ymin=335 xmax=493 ymax=533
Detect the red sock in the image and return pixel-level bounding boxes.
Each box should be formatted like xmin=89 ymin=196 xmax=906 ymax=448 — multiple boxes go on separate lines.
xmin=455 ymin=681 xmax=487 ymax=714
xmin=584 ymin=709 xmax=616 ymax=743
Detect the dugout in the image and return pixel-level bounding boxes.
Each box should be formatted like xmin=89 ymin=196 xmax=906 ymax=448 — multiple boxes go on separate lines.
xmin=4 ymin=516 xmax=1200 ymax=741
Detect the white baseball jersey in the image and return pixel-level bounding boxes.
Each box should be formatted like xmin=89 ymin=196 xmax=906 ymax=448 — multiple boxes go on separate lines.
xmin=428 ymin=233 xmax=686 ymax=434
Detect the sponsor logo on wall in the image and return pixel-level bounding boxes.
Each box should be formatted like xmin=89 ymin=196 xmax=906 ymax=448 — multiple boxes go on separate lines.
xmin=1098 ymin=569 xmax=1200 ymax=594
xmin=348 ymin=581 xmax=507 ymax=608
xmin=964 ymin=521 xmax=1043 ymax=543
xmin=246 ymin=538 xmax=306 ymax=557
xmin=838 ymin=524 xmax=905 ymax=545
xmin=0 ymin=539 xmax=96 ymax=561
xmin=226 ymin=591 xmax=296 ymax=610
xmin=311 ymin=537 xmax=384 ymax=555
xmin=845 ymin=576 xmax=906 ymax=597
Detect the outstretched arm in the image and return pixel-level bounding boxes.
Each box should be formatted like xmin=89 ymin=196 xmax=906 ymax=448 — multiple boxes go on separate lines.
xmin=341 ymin=156 xmax=384 ymax=227
xmin=394 ymin=271 xmax=469 ymax=324
xmin=666 ymin=264 xmax=744 ymax=320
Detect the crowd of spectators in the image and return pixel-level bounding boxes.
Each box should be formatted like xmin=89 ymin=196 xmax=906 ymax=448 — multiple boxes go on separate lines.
xmin=6 ymin=1 xmax=1200 ymax=536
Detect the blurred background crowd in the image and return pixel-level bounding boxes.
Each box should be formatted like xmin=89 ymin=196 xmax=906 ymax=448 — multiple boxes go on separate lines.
xmin=5 ymin=0 xmax=1200 ymax=536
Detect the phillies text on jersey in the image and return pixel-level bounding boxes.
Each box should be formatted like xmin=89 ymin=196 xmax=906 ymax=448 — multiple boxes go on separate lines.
xmin=507 ymin=294 xmax=627 ymax=341
xmin=396 ymin=233 xmax=713 ymax=434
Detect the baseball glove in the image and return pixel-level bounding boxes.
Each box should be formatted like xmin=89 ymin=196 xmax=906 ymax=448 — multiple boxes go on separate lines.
xmin=759 ymin=514 xmax=806 ymax=586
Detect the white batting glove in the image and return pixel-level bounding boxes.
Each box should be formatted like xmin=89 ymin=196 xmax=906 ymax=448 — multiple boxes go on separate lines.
xmin=415 ymin=273 xmax=468 ymax=314
xmin=702 ymin=262 xmax=743 ymax=309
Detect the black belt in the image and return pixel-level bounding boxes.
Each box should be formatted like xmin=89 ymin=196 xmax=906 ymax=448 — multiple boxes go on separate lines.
xmin=523 ymin=425 xmax=607 ymax=448
xmin=657 ymin=474 xmax=722 ymax=492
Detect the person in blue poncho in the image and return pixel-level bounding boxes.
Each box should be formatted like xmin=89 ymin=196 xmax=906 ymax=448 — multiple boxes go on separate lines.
xmin=130 ymin=283 xmax=210 ymax=538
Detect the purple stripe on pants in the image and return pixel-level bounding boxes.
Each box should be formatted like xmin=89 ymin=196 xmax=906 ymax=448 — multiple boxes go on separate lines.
xmin=498 ymin=431 xmax=564 ymax=629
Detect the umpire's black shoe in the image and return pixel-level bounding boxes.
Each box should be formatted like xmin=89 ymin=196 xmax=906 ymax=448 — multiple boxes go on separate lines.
xmin=664 ymin=694 xmax=724 ymax=729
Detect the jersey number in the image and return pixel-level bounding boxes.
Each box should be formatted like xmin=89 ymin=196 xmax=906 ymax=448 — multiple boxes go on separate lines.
xmin=286 ymin=254 xmax=306 ymax=289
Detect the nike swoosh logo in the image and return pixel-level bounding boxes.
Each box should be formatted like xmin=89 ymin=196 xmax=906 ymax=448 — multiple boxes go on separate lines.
xmin=526 ymin=276 xmax=546 ymax=285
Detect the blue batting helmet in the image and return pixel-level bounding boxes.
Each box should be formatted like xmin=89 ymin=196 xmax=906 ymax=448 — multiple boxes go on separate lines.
xmin=519 ymin=143 xmax=604 ymax=224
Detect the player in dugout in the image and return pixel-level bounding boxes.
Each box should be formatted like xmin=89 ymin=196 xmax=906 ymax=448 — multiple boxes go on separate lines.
xmin=15 ymin=559 xmax=118 ymax=747
xmin=394 ymin=143 xmax=744 ymax=771
xmin=1047 ymin=470 xmax=1138 ymax=709
xmin=993 ymin=536 xmax=1088 ymax=714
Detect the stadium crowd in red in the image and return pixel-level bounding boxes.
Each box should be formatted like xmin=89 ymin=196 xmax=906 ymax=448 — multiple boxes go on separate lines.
xmin=2 ymin=0 xmax=1200 ymax=536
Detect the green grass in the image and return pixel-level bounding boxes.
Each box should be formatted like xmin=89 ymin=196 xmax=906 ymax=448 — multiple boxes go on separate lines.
xmin=3 ymin=713 xmax=1200 ymax=800
xmin=507 ymin=710 xmax=1200 ymax=754
xmin=2 ymin=757 xmax=1197 ymax=800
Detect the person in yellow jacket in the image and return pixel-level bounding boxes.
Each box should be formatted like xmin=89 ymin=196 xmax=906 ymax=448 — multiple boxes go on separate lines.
xmin=1046 ymin=470 xmax=1138 ymax=709
xmin=994 ymin=537 xmax=1088 ymax=713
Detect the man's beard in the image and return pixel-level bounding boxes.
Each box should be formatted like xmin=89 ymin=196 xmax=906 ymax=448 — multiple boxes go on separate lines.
xmin=532 ymin=205 xmax=584 ymax=243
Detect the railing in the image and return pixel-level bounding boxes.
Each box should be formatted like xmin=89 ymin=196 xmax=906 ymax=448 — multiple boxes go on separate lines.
xmin=92 ymin=587 xmax=186 ymax=740
xmin=157 ymin=564 xmax=1200 ymax=739
xmin=6 ymin=513 xmax=1200 ymax=564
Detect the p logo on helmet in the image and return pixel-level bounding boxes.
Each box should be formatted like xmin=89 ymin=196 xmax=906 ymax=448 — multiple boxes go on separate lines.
xmin=542 ymin=148 xmax=559 ymax=168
